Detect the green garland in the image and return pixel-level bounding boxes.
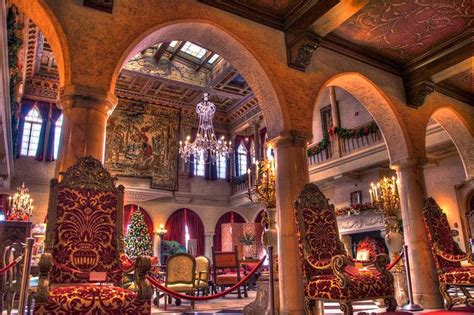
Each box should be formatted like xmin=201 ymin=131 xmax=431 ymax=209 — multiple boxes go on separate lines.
xmin=307 ymin=136 xmax=330 ymax=157
xmin=329 ymin=121 xmax=379 ymax=139
xmin=7 ymin=7 xmax=22 ymax=157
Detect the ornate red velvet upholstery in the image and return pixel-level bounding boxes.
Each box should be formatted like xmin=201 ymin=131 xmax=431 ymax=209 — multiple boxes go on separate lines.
xmin=212 ymin=246 xmax=247 ymax=299
xmin=34 ymin=157 xmax=151 ymax=315
xmin=294 ymin=183 xmax=396 ymax=315
xmin=34 ymin=285 xmax=150 ymax=314
xmin=423 ymin=198 xmax=474 ymax=310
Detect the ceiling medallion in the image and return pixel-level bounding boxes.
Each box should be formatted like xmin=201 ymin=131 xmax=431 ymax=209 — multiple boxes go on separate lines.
xmin=179 ymin=93 xmax=232 ymax=164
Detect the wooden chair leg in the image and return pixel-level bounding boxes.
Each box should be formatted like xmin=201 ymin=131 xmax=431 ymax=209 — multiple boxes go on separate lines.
xmin=440 ymin=284 xmax=454 ymax=310
xmin=340 ymin=302 xmax=353 ymax=315
xmin=384 ymin=297 xmax=397 ymax=311
xmin=237 ymin=285 xmax=241 ymax=299
xmin=164 ymin=294 xmax=167 ymax=311
xmin=304 ymin=298 xmax=315 ymax=315
xmin=244 ymin=282 xmax=248 ymax=298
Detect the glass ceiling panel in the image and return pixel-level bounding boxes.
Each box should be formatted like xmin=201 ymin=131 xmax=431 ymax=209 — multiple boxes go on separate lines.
xmin=181 ymin=41 xmax=207 ymax=59
xmin=208 ymin=54 xmax=220 ymax=64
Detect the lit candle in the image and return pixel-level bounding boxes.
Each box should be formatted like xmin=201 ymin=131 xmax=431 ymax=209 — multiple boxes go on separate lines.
xmin=247 ymin=168 xmax=251 ymax=190
xmin=369 ymin=188 xmax=373 ymax=204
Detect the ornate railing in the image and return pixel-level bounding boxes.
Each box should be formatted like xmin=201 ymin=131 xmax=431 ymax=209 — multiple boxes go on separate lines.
xmin=307 ymin=121 xmax=382 ymax=166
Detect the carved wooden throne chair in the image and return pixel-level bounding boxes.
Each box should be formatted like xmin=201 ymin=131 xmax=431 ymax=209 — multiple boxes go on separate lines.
xmin=34 ymin=156 xmax=152 ymax=314
xmin=294 ymin=183 xmax=396 ymax=315
xmin=423 ymin=197 xmax=474 ymax=310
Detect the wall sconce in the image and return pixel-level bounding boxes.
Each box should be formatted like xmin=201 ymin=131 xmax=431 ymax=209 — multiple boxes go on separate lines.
xmin=157 ymin=224 xmax=168 ymax=239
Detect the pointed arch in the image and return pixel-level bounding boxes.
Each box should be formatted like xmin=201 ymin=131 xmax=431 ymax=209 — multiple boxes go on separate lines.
xmin=312 ymin=72 xmax=411 ymax=164
xmin=429 ymin=107 xmax=474 ymax=178
xmin=111 ymin=20 xmax=289 ymax=138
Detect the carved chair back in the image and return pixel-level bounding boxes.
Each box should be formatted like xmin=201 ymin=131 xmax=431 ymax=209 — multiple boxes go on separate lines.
xmin=165 ymin=253 xmax=196 ymax=286
xmin=195 ymin=255 xmax=210 ymax=284
xmin=423 ymin=197 xmax=462 ymax=271
xmin=44 ymin=156 xmax=125 ymax=285
xmin=294 ymin=183 xmax=347 ymax=279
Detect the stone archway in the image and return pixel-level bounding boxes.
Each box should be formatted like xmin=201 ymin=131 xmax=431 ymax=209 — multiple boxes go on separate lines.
xmin=312 ymin=72 xmax=411 ymax=164
xmin=111 ymin=20 xmax=289 ymax=138
xmin=10 ymin=0 xmax=70 ymax=86
xmin=430 ymin=107 xmax=474 ymax=178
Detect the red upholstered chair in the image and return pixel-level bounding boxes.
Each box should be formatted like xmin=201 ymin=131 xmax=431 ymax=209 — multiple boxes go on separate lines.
xmin=212 ymin=245 xmax=247 ymax=298
xmin=294 ymin=183 xmax=396 ymax=315
xmin=423 ymin=197 xmax=474 ymax=310
xmin=34 ymin=157 xmax=152 ymax=314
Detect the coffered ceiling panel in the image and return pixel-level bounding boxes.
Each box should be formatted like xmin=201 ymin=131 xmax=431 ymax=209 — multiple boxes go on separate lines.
xmin=330 ymin=0 xmax=473 ymax=64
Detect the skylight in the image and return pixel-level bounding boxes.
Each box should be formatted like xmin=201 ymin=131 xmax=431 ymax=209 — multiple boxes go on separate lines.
xmin=180 ymin=41 xmax=207 ymax=59
xmin=169 ymin=41 xmax=178 ymax=48
xmin=208 ymin=54 xmax=219 ymax=64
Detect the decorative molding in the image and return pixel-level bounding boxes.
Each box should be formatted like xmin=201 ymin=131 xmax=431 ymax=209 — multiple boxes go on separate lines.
xmin=287 ymin=38 xmax=319 ymax=71
xmin=406 ymin=81 xmax=435 ymax=108
xmin=337 ymin=211 xmax=385 ymax=235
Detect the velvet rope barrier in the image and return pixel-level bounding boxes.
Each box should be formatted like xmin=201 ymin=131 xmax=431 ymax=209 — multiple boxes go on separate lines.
xmin=386 ymin=250 xmax=404 ymax=271
xmin=146 ymin=255 xmax=266 ymax=301
xmin=0 ymin=255 xmax=23 ymax=275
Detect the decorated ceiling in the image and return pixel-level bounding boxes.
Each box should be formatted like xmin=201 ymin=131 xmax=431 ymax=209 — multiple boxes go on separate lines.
xmin=330 ymin=0 xmax=473 ymax=64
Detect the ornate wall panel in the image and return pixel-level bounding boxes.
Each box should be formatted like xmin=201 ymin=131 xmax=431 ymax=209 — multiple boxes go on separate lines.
xmin=105 ymin=99 xmax=180 ymax=190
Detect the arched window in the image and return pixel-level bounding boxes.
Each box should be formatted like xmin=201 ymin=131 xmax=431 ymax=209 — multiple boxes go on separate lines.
xmin=21 ymin=107 xmax=43 ymax=157
xmin=53 ymin=114 xmax=63 ymax=159
xmin=194 ymin=153 xmax=205 ymax=176
xmin=165 ymin=208 xmax=205 ymax=256
xmin=216 ymin=154 xmax=226 ymax=179
xmin=237 ymin=144 xmax=247 ymax=176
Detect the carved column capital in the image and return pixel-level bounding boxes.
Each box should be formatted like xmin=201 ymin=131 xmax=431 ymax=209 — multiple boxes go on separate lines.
xmin=59 ymin=84 xmax=118 ymax=116
xmin=269 ymin=130 xmax=312 ymax=149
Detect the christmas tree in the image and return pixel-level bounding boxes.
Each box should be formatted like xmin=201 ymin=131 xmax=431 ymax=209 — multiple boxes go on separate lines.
xmin=124 ymin=209 xmax=153 ymax=259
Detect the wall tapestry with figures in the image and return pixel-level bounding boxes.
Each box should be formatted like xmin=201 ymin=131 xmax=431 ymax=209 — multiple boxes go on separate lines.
xmin=105 ymin=99 xmax=180 ymax=190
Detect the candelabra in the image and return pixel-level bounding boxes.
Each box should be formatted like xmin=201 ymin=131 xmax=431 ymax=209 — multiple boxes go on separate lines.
xmin=247 ymin=156 xmax=276 ymax=208
xmin=8 ymin=183 xmax=33 ymax=221
xmin=369 ymin=176 xmax=400 ymax=217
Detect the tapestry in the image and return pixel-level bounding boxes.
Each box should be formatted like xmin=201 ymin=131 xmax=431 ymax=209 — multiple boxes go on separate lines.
xmin=105 ymin=99 xmax=180 ymax=190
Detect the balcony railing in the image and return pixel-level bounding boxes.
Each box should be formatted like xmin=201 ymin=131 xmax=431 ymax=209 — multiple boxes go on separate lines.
xmin=307 ymin=121 xmax=383 ymax=166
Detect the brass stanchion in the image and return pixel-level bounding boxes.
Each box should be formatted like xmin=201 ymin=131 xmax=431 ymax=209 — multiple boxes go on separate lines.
xmin=268 ymin=245 xmax=275 ymax=315
xmin=18 ymin=237 xmax=34 ymax=315
xmin=402 ymin=245 xmax=423 ymax=311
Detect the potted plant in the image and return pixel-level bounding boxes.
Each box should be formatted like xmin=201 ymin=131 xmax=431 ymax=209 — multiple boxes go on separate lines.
xmin=239 ymin=232 xmax=256 ymax=259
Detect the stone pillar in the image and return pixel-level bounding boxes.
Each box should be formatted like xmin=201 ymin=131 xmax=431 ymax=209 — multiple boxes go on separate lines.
xmin=55 ymin=85 xmax=117 ymax=176
xmin=392 ymin=160 xmax=443 ymax=308
xmin=204 ymin=232 xmax=215 ymax=259
xmin=253 ymin=119 xmax=261 ymax=162
xmin=271 ymin=131 xmax=310 ymax=315
xmin=329 ymin=86 xmax=341 ymax=158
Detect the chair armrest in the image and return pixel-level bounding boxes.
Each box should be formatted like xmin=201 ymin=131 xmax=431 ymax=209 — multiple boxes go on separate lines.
xmin=435 ymin=245 xmax=469 ymax=262
xmin=330 ymin=255 xmax=350 ymax=289
xmin=134 ymin=256 xmax=152 ymax=300
xmin=35 ymin=253 xmax=52 ymax=303
xmin=374 ymin=254 xmax=394 ymax=282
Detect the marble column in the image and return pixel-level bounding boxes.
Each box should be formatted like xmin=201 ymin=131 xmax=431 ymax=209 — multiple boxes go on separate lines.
xmin=392 ymin=159 xmax=443 ymax=308
xmin=271 ymin=130 xmax=310 ymax=315
xmin=329 ymin=86 xmax=341 ymax=158
xmin=55 ymin=85 xmax=117 ymax=176
xmin=253 ymin=119 xmax=261 ymax=162
xmin=204 ymin=232 xmax=215 ymax=259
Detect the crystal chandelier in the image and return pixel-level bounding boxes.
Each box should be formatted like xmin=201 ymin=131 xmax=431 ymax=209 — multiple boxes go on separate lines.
xmin=7 ymin=182 xmax=34 ymax=221
xmin=179 ymin=93 xmax=232 ymax=163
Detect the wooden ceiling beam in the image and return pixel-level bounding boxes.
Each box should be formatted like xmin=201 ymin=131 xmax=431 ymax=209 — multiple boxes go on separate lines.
xmin=195 ymin=51 xmax=214 ymax=72
xmin=309 ymin=0 xmax=369 ymax=37
xmin=403 ymin=36 xmax=473 ymax=107
xmin=153 ymin=42 xmax=170 ymax=62
xmin=169 ymin=42 xmax=186 ymax=62
xmin=285 ymin=0 xmax=340 ymax=45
